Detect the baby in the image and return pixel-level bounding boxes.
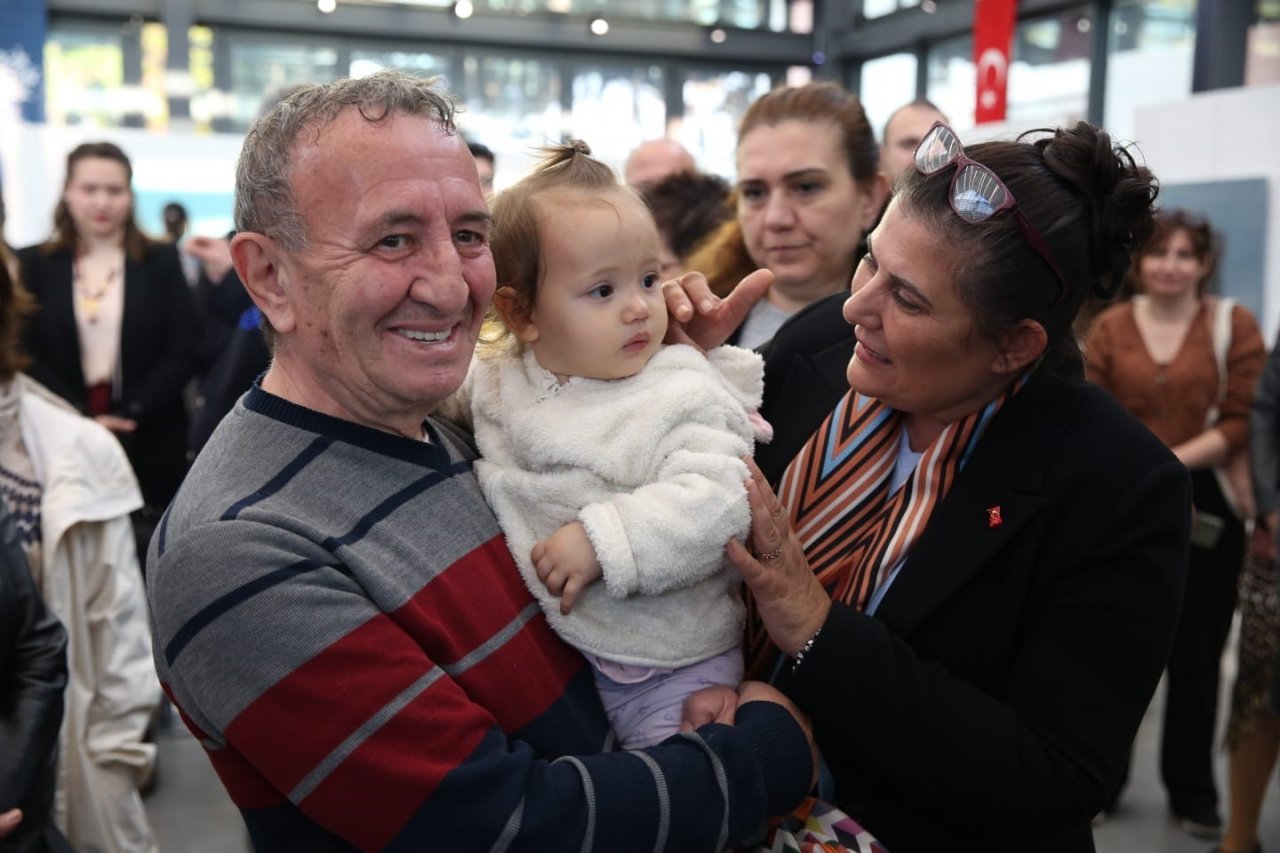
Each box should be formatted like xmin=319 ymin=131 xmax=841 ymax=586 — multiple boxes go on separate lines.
xmin=459 ymin=141 xmax=769 ymax=749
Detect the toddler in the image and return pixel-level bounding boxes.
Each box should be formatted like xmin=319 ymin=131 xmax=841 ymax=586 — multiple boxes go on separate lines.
xmin=460 ymin=141 xmax=769 ymax=749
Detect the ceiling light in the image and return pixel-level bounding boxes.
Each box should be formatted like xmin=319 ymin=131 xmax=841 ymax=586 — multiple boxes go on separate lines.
xmin=453 ymin=0 xmax=473 ymax=18
xmin=709 ymin=28 xmax=727 ymax=44
xmin=589 ymin=18 xmax=609 ymax=35
xmin=317 ymin=0 xmax=336 ymax=12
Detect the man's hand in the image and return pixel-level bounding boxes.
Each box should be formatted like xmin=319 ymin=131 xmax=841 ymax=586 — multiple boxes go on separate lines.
xmin=0 ymin=809 xmax=22 ymax=840
xmin=663 ymin=268 xmax=773 ymax=352
xmin=186 ymin=235 xmax=235 ymax=283
xmin=531 ymin=522 xmax=602 ymax=615
xmin=95 ymin=414 xmax=138 ymax=434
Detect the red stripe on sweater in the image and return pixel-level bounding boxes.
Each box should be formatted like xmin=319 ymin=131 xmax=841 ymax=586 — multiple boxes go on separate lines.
xmin=165 ymin=684 xmax=286 ymax=808
xmin=299 ymin=675 xmax=493 ymax=851
xmin=394 ymin=536 xmax=585 ymax=731
xmin=224 ymin=612 xmax=435 ymax=794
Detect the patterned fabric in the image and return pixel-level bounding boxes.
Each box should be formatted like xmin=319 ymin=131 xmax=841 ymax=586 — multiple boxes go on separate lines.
xmin=754 ymin=797 xmax=888 ymax=853
xmin=1226 ymin=551 xmax=1280 ymax=749
xmin=0 ymin=463 xmax=41 ymax=549
xmin=749 ymin=378 xmax=1025 ymax=672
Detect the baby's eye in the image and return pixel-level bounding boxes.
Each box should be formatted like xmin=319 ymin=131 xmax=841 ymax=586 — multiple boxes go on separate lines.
xmin=642 ymin=273 xmax=660 ymax=289
xmin=588 ymin=283 xmax=614 ymax=299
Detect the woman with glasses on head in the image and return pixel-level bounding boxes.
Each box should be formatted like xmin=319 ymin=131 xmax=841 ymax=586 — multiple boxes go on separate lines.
xmin=17 ymin=142 xmax=199 ymax=561
xmin=670 ymin=120 xmax=1187 ymax=850
xmin=1085 ymin=210 xmax=1266 ymax=839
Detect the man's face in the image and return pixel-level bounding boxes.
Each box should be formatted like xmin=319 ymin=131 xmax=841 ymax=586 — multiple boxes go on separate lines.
xmin=271 ymin=109 xmax=495 ymax=435
xmin=881 ymin=105 xmax=946 ymax=184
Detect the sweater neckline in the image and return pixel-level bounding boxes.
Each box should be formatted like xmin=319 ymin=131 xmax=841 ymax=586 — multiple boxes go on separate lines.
xmin=242 ymin=383 xmax=468 ymax=471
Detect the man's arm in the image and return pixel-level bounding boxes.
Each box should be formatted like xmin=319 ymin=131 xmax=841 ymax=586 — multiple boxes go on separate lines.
xmin=152 ymin=520 xmax=812 ymax=851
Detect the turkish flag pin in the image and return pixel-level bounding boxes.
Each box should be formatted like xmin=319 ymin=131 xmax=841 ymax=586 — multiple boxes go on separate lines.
xmin=986 ymin=506 xmax=1003 ymax=528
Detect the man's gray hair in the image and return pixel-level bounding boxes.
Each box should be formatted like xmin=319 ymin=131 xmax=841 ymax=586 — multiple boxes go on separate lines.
xmin=234 ymin=71 xmax=458 ymax=251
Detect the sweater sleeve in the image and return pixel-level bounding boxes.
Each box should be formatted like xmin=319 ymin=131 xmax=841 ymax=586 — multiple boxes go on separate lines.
xmin=151 ymin=519 xmax=811 ymax=852
xmin=1215 ymin=304 xmax=1267 ymax=453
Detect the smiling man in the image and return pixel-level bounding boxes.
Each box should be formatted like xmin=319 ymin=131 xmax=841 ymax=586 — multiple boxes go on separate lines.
xmin=145 ymin=71 xmax=813 ymax=851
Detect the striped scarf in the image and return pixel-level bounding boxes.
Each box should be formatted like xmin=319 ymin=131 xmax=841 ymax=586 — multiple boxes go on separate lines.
xmin=746 ymin=376 xmax=1026 ymax=674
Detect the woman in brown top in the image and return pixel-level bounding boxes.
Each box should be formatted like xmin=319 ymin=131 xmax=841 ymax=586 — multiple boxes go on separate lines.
xmin=1085 ymin=209 xmax=1266 ymax=838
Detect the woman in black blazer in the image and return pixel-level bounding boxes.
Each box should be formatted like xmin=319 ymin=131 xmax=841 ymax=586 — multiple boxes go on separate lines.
xmin=687 ymin=122 xmax=1188 ymax=850
xmin=18 ymin=142 xmax=197 ymax=545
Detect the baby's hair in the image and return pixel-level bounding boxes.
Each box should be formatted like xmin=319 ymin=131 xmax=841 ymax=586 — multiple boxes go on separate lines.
xmin=483 ymin=139 xmax=647 ymax=352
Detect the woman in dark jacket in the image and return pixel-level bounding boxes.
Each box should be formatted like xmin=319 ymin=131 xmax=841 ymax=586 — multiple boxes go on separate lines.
xmin=17 ymin=142 xmax=197 ymax=553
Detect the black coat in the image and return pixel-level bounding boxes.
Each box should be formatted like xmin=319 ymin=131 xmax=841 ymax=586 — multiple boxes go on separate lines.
xmin=18 ymin=243 xmax=198 ymax=508
xmin=0 ymin=503 xmax=69 ymax=853
xmin=774 ymin=374 xmax=1189 ymax=851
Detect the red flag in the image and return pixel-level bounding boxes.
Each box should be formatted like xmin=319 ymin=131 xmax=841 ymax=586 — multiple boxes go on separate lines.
xmin=974 ymin=0 xmax=1017 ymax=124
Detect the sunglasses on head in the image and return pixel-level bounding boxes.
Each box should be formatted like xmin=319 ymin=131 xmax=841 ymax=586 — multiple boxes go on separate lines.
xmin=914 ymin=121 xmax=1068 ymax=306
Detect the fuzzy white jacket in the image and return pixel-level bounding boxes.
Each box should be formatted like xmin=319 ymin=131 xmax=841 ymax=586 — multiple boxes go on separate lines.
xmin=14 ymin=376 xmax=159 ymax=853
xmin=466 ymin=345 xmax=762 ymax=667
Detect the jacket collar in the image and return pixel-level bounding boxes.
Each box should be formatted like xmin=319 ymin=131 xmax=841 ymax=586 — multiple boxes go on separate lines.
xmin=872 ymin=373 xmax=1081 ymax=635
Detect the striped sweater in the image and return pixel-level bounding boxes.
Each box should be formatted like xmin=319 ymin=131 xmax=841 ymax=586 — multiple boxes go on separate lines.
xmin=146 ymin=385 xmax=811 ymax=851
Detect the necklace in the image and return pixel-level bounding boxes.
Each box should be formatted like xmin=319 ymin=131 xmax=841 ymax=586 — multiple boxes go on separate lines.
xmin=73 ymin=257 xmax=121 ymax=324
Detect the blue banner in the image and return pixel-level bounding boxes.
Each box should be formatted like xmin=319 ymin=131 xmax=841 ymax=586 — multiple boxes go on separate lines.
xmin=0 ymin=0 xmax=47 ymax=124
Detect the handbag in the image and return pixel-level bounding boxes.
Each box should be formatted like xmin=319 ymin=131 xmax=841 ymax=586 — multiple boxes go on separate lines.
xmin=1205 ymin=297 xmax=1256 ymax=524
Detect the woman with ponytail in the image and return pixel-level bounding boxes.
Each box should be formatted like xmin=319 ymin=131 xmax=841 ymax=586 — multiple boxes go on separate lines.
xmin=673 ymin=122 xmax=1187 ymax=850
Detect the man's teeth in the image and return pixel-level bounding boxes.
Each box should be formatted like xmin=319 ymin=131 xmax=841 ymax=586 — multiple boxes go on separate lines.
xmin=398 ymin=328 xmax=450 ymax=342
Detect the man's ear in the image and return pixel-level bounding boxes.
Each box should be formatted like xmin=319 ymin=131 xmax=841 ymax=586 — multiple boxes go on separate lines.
xmin=493 ymin=287 xmax=539 ymax=343
xmin=231 ymin=232 xmax=295 ymax=334
xmin=858 ymin=171 xmax=891 ymax=233
xmin=992 ymin=319 xmax=1048 ymax=375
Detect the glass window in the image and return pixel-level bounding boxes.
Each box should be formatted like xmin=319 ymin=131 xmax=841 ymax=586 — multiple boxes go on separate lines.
xmin=569 ymin=63 xmax=666 ymax=169
xmin=1007 ymin=7 xmax=1092 ymax=129
xmin=44 ymin=22 xmax=127 ymax=127
xmin=457 ymin=55 xmax=563 ymax=191
xmin=1247 ymin=0 xmax=1280 ymax=85
xmin=1104 ymin=0 xmax=1196 ymax=143
xmin=927 ymin=8 xmax=1092 ymax=135
xmin=227 ymin=37 xmax=341 ymax=131
xmin=859 ymin=52 xmax=918 ymax=142
xmin=926 ymin=34 xmax=975 ymax=132
xmin=680 ymin=68 xmax=773 ymax=178
xmin=350 ymin=49 xmax=451 ymax=82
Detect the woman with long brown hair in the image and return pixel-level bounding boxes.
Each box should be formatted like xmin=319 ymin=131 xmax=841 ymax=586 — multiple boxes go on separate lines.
xmin=17 ymin=141 xmax=198 ymax=556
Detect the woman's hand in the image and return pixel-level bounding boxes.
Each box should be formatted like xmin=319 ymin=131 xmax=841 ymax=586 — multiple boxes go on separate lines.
xmin=728 ymin=460 xmax=831 ymax=656
xmin=0 ymin=809 xmax=21 ymax=840
xmin=663 ymin=268 xmax=774 ymax=352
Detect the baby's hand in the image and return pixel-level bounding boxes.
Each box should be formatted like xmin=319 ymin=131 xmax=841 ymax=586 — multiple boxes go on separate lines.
xmin=531 ymin=522 xmax=602 ymax=615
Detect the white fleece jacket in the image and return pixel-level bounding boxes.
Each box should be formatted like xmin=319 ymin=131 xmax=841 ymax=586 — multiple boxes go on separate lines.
xmin=468 ymin=344 xmax=762 ymax=667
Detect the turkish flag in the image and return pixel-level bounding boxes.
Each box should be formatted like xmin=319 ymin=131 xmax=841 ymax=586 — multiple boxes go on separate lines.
xmin=974 ymin=0 xmax=1017 ymax=124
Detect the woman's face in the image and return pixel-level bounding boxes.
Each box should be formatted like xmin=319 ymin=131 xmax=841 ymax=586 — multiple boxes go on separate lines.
xmin=736 ymin=119 xmax=881 ymax=302
xmin=843 ymin=202 xmax=1010 ymax=425
xmin=1138 ymin=228 xmax=1208 ymax=300
xmin=63 ymin=156 xmax=132 ymax=241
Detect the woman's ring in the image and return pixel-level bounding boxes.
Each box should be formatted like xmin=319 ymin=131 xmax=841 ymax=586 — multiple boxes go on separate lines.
xmin=758 ymin=545 xmax=783 ymax=562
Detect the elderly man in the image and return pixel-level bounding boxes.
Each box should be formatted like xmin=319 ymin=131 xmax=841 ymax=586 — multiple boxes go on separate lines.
xmin=147 ymin=72 xmax=812 ymax=851
xmin=624 ymin=137 xmax=697 ymax=187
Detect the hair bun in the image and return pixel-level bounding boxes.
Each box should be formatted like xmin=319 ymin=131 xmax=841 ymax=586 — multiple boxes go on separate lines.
xmin=1037 ymin=122 xmax=1158 ymax=299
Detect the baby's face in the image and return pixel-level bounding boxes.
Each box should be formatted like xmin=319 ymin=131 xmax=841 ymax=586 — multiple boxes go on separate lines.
xmin=519 ymin=189 xmax=668 ymax=382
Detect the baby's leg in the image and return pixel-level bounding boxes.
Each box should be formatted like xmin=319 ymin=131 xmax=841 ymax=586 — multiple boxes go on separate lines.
xmin=594 ymin=648 xmax=743 ymax=750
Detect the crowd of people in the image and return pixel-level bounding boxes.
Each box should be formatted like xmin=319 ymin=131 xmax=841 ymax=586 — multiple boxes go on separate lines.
xmin=1 ymin=67 xmax=1277 ymax=853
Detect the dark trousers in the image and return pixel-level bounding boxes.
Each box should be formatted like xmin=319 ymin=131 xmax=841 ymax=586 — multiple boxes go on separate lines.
xmin=1161 ymin=469 xmax=1245 ymax=816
